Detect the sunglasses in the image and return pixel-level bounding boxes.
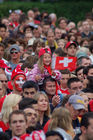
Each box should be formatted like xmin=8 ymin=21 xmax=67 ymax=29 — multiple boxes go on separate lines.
xmin=0 ymin=80 xmax=8 ymax=83
xmin=10 ymin=51 xmax=18 ymax=54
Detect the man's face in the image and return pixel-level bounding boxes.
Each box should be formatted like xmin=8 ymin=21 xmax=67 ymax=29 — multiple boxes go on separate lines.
xmin=59 ymin=19 xmax=67 ymax=29
xmin=85 ymin=118 xmax=93 ymax=140
xmin=45 ymin=81 xmax=56 ymax=96
xmin=67 ymin=45 xmax=77 ymax=57
xmin=13 ymin=75 xmax=26 ymax=92
xmin=60 ymin=74 xmax=70 ymax=88
xmin=88 ymin=68 xmax=93 ymax=76
xmin=43 ymin=25 xmax=50 ymax=34
xmin=82 ymin=58 xmax=91 ymax=67
xmin=10 ymin=49 xmax=20 ymax=60
xmin=0 ymin=74 xmax=8 ymax=89
xmin=69 ymin=81 xmax=83 ymax=94
xmin=24 ymin=108 xmax=38 ymax=127
xmin=10 ymin=114 xmax=27 ymax=137
xmin=82 ymin=21 xmax=90 ymax=32
xmin=0 ymin=27 xmax=6 ymax=39
xmin=0 ymin=46 xmax=4 ymax=59
xmin=23 ymin=88 xmax=37 ymax=98
xmin=55 ymin=28 xmax=62 ymax=39
xmin=67 ymin=104 xmax=81 ymax=120
xmin=47 ymin=135 xmax=62 ymax=140
xmin=47 ymin=32 xmax=55 ymax=44
xmin=77 ymin=69 xmax=84 ymax=81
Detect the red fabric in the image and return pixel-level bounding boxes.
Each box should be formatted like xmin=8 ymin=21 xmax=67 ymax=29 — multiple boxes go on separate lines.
xmin=8 ymin=81 xmax=13 ymax=90
xmin=55 ymin=57 xmax=77 ymax=72
xmin=39 ymin=48 xmax=51 ymax=58
xmin=43 ymin=119 xmax=51 ymax=133
xmin=11 ymin=65 xmax=26 ymax=80
xmin=20 ymin=134 xmax=30 ymax=140
xmin=89 ymin=100 xmax=93 ymax=112
xmin=60 ymin=88 xmax=70 ymax=95
xmin=0 ymin=121 xmax=9 ymax=132
xmin=44 ymin=65 xmax=52 ymax=75
xmin=34 ymin=20 xmax=40 ymax=25
xmin=0 ymin=60 xmax=8 ymax=68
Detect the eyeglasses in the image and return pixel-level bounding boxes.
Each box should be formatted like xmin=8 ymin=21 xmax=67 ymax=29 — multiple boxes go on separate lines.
xmin=24 ymin=91 xmax=35 ymax=95
xmin=10 ymin=51 xmax=18 ymax=54
xmin=0 ymin=80 xmax=8 ymax=83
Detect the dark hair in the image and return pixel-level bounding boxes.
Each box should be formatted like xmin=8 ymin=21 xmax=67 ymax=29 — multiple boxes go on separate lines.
xmin=81 ymin=112 xmax=93 ymax=128
xmin=54 ymin=48 xmax=67 ymax=57
xmin=67 ymin=77 xmax=80 ymax=88
xmin=75 ymin=66 xmax=85 ymax=76
xmin=19 ymin=97 xmax=37 ymax=110
xmin=60 ymin=69 xmax=70 ymax=75
xmin=0 ymin=23 xmax=7 ymax=30
xmin=19 ymin=13 xmax=28 ymax=24
xmin=0 ymin=42 xmax=5 ymax=48
xmin=61 ymin=94 xmax=73 ymax=107
xmin=9 ymin=110 xmax=27 ymax=124
xmin=43 ymin=76 xmax=56 ymax=89
xmin=89 ymin=41 xmax=93 ymax=53
xmin=46 ymin=130 xmax=64 ymax=140
xmin=22 ymin=80 xmax=38 ymax=91
xmin=85 ymin=65 xmax=93 ymax=75
xmin=0 ymin=132 xmax=10 ymax=140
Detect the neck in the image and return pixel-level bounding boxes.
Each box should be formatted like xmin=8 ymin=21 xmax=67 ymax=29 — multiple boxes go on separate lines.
xmin=79 ymin=134 xmax=87 ymax=140
xmin=61 ymin=84 xmax=67 ymax=89
xmin=13 ymin=89 xmax=22 ymax=95
xmin=39 ymin=111 xmax=44 ymax=125
xmin=11 ymin=58 xmax=20 ymax=64
xmin=83 ymin=30 xmax=89 ymax=35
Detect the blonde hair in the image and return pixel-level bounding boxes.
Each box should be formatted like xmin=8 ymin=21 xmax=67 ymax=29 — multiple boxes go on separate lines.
xmin=33 ymin=92 xmax=50 ymax=117
xmin=49 ymin=107 xmax=72 ymax=132
xmin=37 ymin=53 xmax=51 ymax=73
xmin=37 ymin=55 xmax=44 ymax=73
xmin=1 ymin=94 xmax=22 ymax=124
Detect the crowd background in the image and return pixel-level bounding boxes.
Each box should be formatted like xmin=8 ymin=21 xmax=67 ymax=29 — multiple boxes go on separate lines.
xmin=0 ymin=1 xmax=93 ymax=140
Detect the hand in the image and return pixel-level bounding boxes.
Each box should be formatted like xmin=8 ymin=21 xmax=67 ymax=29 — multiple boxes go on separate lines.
xmin=52 ymin=95 xmax=60 ymax=107
xmin=35 ymin=75 xmax=41 ymax=81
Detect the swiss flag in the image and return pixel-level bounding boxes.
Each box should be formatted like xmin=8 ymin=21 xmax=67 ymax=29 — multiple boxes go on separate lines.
xmin=55 ymin=57 xmax=77 ymax=72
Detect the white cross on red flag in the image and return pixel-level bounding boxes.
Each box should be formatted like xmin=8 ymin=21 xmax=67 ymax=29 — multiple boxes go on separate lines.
xmin=55 ymin=57 xmax=77 ymax=72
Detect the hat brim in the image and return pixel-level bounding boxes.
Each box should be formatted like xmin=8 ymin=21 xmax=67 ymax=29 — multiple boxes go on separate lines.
xmin=72 ymin=104 xmax=85 ymax=110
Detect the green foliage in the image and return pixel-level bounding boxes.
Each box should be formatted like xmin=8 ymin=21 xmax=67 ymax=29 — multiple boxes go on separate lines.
xmin=0 ymin=1 xmax=93 ymax=23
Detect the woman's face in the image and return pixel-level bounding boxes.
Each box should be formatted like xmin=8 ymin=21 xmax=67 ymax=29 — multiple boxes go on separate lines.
xmin=43 ymin=53 xmax=51 ymax=66
xmin=38 ymin=95 xmax=48 ymax=112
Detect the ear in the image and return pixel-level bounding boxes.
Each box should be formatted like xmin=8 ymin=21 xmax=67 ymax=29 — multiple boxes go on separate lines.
xmin=81 ymin=126 xmax=87 ymax=134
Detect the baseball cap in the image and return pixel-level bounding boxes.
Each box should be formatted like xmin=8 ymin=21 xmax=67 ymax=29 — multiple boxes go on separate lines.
xmin=76 ymin=51 xmax=88 ymax=59
xmin=65 ymin=41 xmax=77 ymax=49
xmin=9 ymin=44 xmax=20 ymax=53
xmin=68 ymin=95 xmax=85 ymax=110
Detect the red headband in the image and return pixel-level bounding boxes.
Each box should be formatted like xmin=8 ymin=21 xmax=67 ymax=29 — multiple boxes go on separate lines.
xmin=39 ymin=48 xmax=51 ymax=58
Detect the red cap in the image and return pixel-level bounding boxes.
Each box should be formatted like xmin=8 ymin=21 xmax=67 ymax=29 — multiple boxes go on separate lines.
xmin=0 ymin=60 xmax=8 ymax=69
xmin=89 ymin=100 xmax=93 ymax=112
xmin=65 ymin=41 xmax=77 ymax=49
xmin=11 ymin=65 xmax=26 ymax=80
xmin=39 ymin=48 xmax=51 ymax=58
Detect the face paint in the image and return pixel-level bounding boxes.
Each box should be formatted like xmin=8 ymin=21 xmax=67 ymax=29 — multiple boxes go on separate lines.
xmin=14 ymin=75 xmax=26 ymax=91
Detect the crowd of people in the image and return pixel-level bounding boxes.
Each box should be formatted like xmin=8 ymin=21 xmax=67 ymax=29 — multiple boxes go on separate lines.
xmin=0 ymin=7 xmax=93 ymax=140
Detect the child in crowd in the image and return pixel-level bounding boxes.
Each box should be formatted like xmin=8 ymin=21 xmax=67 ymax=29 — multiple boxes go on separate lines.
xmin=27 ymin=47 xmax=61 ymax=90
